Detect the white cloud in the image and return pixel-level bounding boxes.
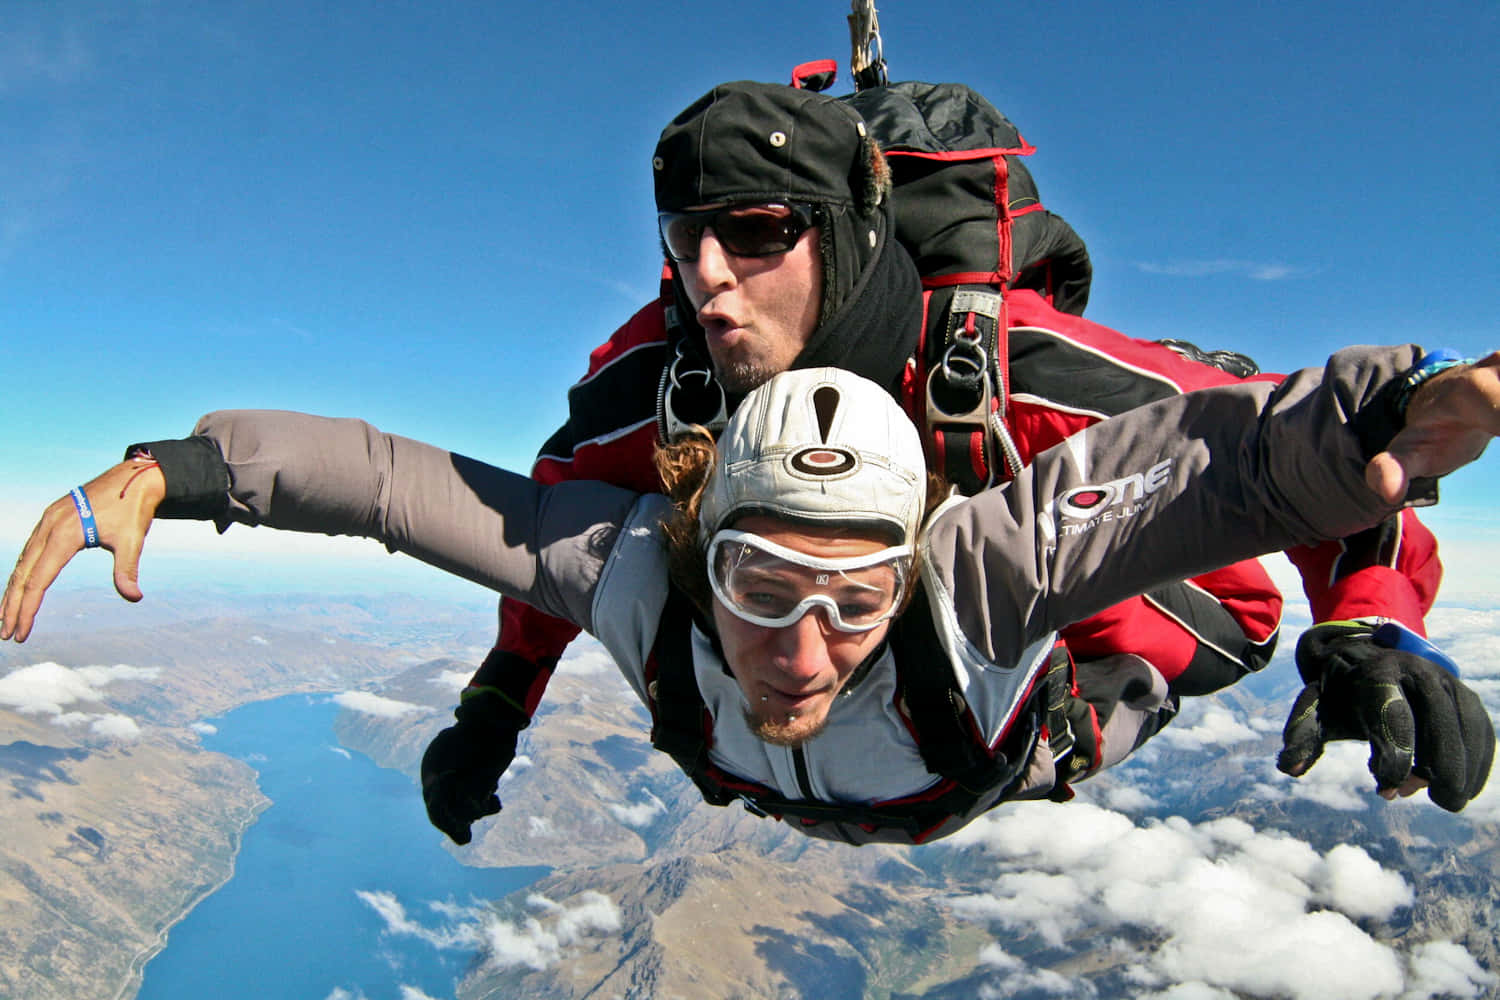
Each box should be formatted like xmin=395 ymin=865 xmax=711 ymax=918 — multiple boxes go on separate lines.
xmin=499 ymin=753 xmax=533 ymax=782
xmin=1139 ymin=985 xmax=1240 ymax=1000
xmin=190 ymin=721 xmax=218 ymax=735
xmin=0 ymin=662 xmax=154 ymax=740
xmin=1454 ymin=770 xmax=1500 ymax=825
xmin=430 ymin=669 xmax=471 ymax=694
xmin=1428 ymin=607 xmax=1500 ymax=682
xmin=248 ymin=635 xmax=269 ymax=646
xmin=976 ymin=944 xmax=1095 ymax=997
xmin=527 ymin=815 xmax=554 ymax=837
xmin=1274 ymin=741 xmax=1380 ymax=812
xmin=608 ymin=789 xmax=665 ymax=828
xmin=481 ymin=891 xmax=621 ymax=972
xmin=1402 ymin=939 xmax=1499 ymax=999
xmin=89 ymin=713 xmax=142 ymax=741
xmin=398 ymin=988 xmax=440 ymax=1000
xmin=53 ymin=710 xmax=98 ymax=728
xmin=0 ymin=661 xmax=158 ymax=714
xmin=355 ymin=889 xmax=482 ymax=951
xmin=333 ymin=690 xmax=422 ymax=718
xmin=328 ymin=745 xmax=351 ymax=759
xmin=356 ymin=885 xmax=622 ymax=978
xmin=559 ymin=636 xmax=619 ymax=676
xmin=939 ymin=800 xmax=1477 ymax=1000
xmin=1153 ymin=704 xmax=1259 ymax=751
xmin=1133 ymin=258 xmax=1305 ymax=281
xmin=1093 ymin=782 xmax=1152 ymax=813
xmin=948 ymin=870 xmax=1088 ymax=948
xmin=362 ymin=884 xmax=622 ymax=980
xmin=1316 ymin=844 xmax=1412 ymax=920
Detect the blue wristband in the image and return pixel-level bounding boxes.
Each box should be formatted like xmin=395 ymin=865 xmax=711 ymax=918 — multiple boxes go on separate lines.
xmin=1372 ymin=620 xmax=1460 ymax=677
xmin=1396 ymin=348 xmax=1474 ymax=416
xmin=70 ymin=486 xmax=100 ymax=549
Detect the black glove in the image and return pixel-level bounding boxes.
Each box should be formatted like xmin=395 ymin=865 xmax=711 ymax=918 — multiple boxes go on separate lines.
xmin=421 ymin=688 xmax=528 ymax=845
xmin=1278 ymin=620 xmax=1495 ymax=812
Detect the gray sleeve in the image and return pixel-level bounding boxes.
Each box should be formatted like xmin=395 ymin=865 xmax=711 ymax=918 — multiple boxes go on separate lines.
xmin=923 ymin=343 xmax=1431 ymax=665
xmin=191 ymin=409 xmax=649 ymax=633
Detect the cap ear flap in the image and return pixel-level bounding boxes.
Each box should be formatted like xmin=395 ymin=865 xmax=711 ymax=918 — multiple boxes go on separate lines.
xmin=853 ymin=138 xmax=890 ymax=216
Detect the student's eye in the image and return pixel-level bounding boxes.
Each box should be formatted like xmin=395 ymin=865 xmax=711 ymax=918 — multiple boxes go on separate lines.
xmin=743 ymin=591 xmax=795 ymax=614
xmin=837 ymin=598 xmax=885 ymax=620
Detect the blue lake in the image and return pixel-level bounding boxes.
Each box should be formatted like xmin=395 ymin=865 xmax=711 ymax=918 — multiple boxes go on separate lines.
xmin=137 ymin=694 xmax=541 ymax=1000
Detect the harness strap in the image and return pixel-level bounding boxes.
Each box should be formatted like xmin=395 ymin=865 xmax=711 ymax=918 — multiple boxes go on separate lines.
xmin=644 ymin=585 xmax=1038 ymax=838
xmin=886 ymin=586 xmax=1029 ymax=794
xmin=1039 ymin=640 xmax=1103 ymax=800
xmin=921 ymin=285 xmax=1017 ymax=491
xmin=645 ymin=588 xmax=733 ymax=803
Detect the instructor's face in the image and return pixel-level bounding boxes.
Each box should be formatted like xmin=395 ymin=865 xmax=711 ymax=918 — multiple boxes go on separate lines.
xmin=711 ymin=516 xmax=891 ymax=748
xmin=677 ymin=215 xmax=822 ymax=395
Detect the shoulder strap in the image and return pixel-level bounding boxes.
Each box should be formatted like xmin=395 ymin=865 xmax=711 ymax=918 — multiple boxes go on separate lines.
xmin=644 ymin=586 xmax=738 ymax=805
xmin=886 ymin=585 xmax=1030 ymax=792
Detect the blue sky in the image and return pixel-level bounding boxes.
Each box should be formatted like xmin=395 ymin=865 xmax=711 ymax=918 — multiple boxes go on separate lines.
xmin=2 ymin=0 xmax=1498 ymax=592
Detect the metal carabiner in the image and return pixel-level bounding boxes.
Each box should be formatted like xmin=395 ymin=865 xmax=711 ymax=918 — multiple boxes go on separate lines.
xmin=848 ymin=0 xmax=888 ymax=90
xmin=657 ymin=341 xmax=728 ymax=442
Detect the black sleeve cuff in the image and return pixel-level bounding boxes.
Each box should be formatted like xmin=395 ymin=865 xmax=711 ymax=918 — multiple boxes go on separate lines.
xmin=123 ymin=437 xmax=231 ymax=520
xmin=1345 ymin=348 xmax=1441 ymax=507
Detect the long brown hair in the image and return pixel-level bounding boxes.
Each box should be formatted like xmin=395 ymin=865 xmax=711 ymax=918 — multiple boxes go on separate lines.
xmin=653 ymin=428 xmax=718 ymax=616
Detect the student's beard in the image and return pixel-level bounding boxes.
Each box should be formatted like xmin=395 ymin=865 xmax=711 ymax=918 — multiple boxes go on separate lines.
xmin=744 ymin=706 xmax=829 ymax=748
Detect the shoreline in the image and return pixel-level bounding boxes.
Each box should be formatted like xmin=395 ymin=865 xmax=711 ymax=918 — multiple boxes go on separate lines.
xmin=111 ymin=773 xmax=272 ymax=1000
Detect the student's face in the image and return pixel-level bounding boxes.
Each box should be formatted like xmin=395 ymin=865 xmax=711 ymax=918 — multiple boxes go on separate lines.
xmin=710 ymin=515 xmax=893 ymax=748
xmin=676 ymin=210 xmax=823 ymax=395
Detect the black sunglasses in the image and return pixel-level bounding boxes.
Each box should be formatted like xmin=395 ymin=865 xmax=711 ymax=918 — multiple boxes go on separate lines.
xmin=658 ymin=202 xmax=818 ymax=263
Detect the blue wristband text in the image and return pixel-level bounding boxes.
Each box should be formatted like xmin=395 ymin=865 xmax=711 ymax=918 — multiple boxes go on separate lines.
xmin=70 ymin=486 xmax=101 ymax=549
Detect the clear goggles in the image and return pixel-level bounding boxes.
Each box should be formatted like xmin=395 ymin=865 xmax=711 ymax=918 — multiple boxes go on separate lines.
xmin=658 ymin=202 xmax=818 ymax=262
xmin=707 ymin=529 xmax=913 ymax=633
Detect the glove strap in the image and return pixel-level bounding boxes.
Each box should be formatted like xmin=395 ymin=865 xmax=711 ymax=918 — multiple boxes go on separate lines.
xmin=1307 ymin=618 xmax=1460 ymax=678
xmin=1370 ymin=621 xmax=1461 ymax=677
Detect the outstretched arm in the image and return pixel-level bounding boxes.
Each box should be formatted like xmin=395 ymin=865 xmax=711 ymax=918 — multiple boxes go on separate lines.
xmin=1274 ymin=352 xmax=1500 ymax=811
xmin=927 ymin=345 xmax=1499 ymax=809
xmin=2 ymin=410 xmax=653 ymax=644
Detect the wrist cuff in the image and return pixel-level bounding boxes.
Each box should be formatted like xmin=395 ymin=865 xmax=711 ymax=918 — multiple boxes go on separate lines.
xmin=456 ymin=686 xmax=531 ymax=730
xmin=123 ymin=438 xmax=231 ymax=520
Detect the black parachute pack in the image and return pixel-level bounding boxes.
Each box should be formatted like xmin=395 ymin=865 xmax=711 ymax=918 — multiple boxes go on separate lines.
xmin=792 ymin=63 xmax=1094 ymax=493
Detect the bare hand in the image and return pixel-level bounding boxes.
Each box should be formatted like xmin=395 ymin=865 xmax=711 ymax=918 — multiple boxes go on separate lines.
xmin=1365 ymin=352 xmax=1500 ymax=503
xmin=1 ymin=460 xmax=165 ymax=642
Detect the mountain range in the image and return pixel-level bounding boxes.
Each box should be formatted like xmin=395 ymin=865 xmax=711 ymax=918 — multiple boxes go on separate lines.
xmin=3 ymin=587 xmax=1497 ymax=999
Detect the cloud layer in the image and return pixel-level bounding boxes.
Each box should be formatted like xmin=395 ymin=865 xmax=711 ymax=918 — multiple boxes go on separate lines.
xmin=1133 ymin=258 xmax=1304 ymax=281
xmin=332 ymin=690 xmax=422 ymax=719
xmin=0 ymin=661 xmax=156 ymax=741
xmin=940 ymin=799 xmax=1492 ymax=999
xmin=356 ymin=886 xmax=622 ymax=976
